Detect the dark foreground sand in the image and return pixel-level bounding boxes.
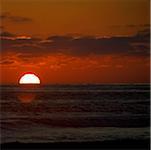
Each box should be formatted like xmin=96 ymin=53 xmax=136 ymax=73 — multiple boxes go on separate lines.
xmin=1 ymin=139 xmax=150 ymax=150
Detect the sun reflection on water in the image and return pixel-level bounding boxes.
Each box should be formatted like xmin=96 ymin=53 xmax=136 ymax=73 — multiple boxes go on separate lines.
xmin=17 ymin=93 xmax=36 ymax=103
xmin=17 ymin=84 xmax=40 ymax=103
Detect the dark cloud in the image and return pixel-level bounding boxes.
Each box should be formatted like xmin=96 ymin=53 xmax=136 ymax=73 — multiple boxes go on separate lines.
xmin=111 ymin=24 xmax=150 ymax=28
xmin=0 ymin=31 xmax=16 ymax=37
xmin=0 ymin=12 xmax=32 ymax=23
xmin=48 ymin=36 xmax=74 ymax=41
xmin=0 ymin=29 xmax=150 ymax=58
xmin=0 ymin=60 xmax=15 ymax=65
xmin=136 ymin=29 xmax=150 ymax=38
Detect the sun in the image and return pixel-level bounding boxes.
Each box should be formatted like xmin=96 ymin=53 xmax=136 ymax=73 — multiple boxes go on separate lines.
xmin=19 ymin=73 xmax=40 ymax=84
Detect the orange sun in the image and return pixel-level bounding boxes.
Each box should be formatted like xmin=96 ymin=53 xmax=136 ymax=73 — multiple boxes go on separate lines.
xmin=19 ymin=73 xmax=40 ymax=84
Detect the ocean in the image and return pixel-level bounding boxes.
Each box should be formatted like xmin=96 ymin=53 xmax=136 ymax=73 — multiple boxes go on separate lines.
xmin=0 ymin=84 xmax=150 ymax=144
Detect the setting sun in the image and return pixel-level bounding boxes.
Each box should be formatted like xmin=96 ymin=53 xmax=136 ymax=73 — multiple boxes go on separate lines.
xmin=19 ymin=73 xmax=40 ymax=84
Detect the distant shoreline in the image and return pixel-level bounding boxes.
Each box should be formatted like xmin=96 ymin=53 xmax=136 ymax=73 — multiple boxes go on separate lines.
xmin=1 ymin=139 xmax=150 ymax=150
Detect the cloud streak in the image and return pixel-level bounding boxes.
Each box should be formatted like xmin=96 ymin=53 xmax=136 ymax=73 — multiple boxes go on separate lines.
xmin=0 ymin=12 xmax=32 ymax=23
xmin=0 ymin=60 xmax=15 ymax=65
xmin=0 ymin=29 xmax=150 ymax=58
xmin=111 ymin=24 xmax=150 ymax=28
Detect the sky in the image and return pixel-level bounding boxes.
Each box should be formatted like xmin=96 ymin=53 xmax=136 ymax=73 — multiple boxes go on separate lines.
xmin=0 ymin=0 xmax=150 ymax=84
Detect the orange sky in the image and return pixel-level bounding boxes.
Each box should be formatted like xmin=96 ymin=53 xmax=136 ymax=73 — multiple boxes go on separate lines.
xmin=0 ymin=0 xmax=150 ymax=84
xmin=1 ymin=0 xmax=150 ymax=37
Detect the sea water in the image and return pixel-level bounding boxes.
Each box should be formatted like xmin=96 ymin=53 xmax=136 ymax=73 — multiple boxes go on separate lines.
xmin=0 ymin=84 xmax=150 ymax=143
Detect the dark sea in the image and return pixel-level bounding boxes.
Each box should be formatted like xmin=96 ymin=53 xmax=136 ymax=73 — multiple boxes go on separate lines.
xmin=0 ymin=84 xmax=150 ymax=144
